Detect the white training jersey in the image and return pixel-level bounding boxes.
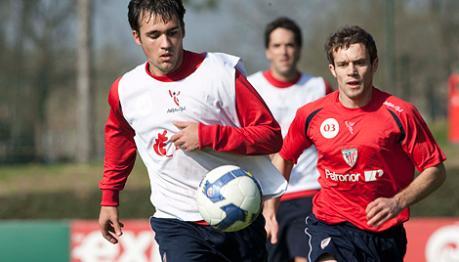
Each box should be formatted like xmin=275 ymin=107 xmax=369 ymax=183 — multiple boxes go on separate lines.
xmin=116 ymin=54 xmax=286 ymax=220
xmin=249 ymin=71 xmax=328 ymax=198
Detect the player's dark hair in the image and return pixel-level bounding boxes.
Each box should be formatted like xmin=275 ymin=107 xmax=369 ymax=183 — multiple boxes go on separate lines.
xmin=128 ymin=0 xmax=186 ymax=34
xmin=264 ymin=17 xmax=302 ymax=48
xmin=325 ymin=25 xmax=377 ymax=65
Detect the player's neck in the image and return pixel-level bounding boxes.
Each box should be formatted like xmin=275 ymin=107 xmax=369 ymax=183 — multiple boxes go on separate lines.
xmin=339 ymin=86 xmax=373 ymax=109
xmin=149 ymin=49 xmax=184 ymax=77
xmin=270 ymin=68 xmax=299 ymax=83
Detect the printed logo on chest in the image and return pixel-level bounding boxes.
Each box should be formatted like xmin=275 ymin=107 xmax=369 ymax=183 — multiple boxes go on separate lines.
xmin=320 ymin=118 xmax=339 ymax=139
xmin=167 ymin=89 xmax=186 ymax=113
xmin=345 ymin=120 xmax=355 ymax=134
xmin=153 ymin=130 xmax=176 ymax=157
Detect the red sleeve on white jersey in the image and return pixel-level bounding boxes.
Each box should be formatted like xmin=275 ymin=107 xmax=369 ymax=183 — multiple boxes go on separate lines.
xmin=279 ymin=106 xmax=314 ymax=163
xmin=199 ymin=69 xmax=282 ymax=155
xmin=99 ymin=78 xmax=137 ymax=206
xmin=400 ymin=104 xmax=446 ymax=171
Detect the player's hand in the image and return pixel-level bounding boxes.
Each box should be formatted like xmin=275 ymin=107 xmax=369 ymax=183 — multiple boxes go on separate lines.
xmin=98 ymin=206 xmax=124 ymax=244
xmin=171 ymin=121 xmax=200 ymax=152
xmin=262 ymin=198 xmax=280 ymax=244
xmin=366 ymin=197 xmax=402 ymax=228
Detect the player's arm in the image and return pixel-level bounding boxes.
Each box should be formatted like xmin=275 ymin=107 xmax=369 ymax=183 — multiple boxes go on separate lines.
xmin=366 ymin=104 xmax=446 ymax=227
xmin=99 ymin=78 xmax=137 ymax=244
xmin=172 ymin=70 xmax=282 ymax=155
xmin=366 ymin=163 xmax=445 ymax=227
xmin=263 ymin=106 xmax=310 ymax=242
xmin=263 ymin=153 xmax=294 ymax=244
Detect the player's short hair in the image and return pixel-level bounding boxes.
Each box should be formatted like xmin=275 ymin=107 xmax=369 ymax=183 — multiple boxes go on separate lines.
xmin=128 ymin=0 xmax=186 ymax=34
xmin=264 ymin=17 xmax=302 ymax=48
xmin=325 ymin=25 xmax=378 ymax=65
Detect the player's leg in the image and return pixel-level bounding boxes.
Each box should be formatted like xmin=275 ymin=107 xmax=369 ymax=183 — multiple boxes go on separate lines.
xmin=222 ymin=214 xmax=268 ymax=262
xmin=305 ymin=215 xmax=357 ymax=262
xmin=285 ymin=197 xmax=314 ymax=262
xmin=150 ymin=217 xmax=227 ymax=262
xmin=372 ymin=224 xmax=407 ymax=262
xmin=308 ymin=215 xmax=407 ymax=262
xmin=317 ymin=253 xmax=337 ymax=262
xmin=266 ymin=200 xmax=290 ymax=262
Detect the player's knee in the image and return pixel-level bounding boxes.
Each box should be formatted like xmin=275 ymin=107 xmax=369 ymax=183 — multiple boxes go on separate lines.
xmin=293 ymin=256 xmax=308 ymax=262
xmin=317 ymin=253 xmax=337 ymax=262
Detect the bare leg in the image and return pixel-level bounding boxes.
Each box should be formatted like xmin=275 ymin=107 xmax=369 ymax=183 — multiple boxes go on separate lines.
xmin=294 ymin=256 xmax=307 ymax=262
xmin=318 ymin=253 xmax=337 ymax=262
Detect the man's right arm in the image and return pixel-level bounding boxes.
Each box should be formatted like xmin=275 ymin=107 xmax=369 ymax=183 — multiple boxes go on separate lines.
xmin=99 ymin=78 xmax=137 ymax=244
xmin=263 ymin=154 xmax=294 ymax=244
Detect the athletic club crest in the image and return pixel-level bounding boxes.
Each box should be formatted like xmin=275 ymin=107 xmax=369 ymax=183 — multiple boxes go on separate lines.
xmin=341 ymin=148 xmax=358 ymax=168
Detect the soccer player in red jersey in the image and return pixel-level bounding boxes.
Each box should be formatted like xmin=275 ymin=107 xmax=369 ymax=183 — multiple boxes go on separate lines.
xmin=265 ymin=25 xmax=446 ymax=261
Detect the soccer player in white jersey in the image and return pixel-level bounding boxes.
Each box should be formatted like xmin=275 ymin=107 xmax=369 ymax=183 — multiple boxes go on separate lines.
xmin=268 ymin=25 xmax=446 ymax=262
xmin=97 ymin=1 xmax=286 ymax=261
xmin=248 ymin=17 xmax=332 ymax=262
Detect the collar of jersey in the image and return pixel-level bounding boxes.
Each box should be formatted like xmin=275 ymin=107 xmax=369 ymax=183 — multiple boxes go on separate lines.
xmin=263 ymin=70 xmax=301 ymax=88
xmin=145 ymin=50 xmax=206 ymax=82
xmin=334 ymin=86 xmax=380 ymax=112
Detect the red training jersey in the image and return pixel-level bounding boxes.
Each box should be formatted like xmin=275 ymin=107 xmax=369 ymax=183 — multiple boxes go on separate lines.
xmin=280 ymin=87 xmax=446 ymax=232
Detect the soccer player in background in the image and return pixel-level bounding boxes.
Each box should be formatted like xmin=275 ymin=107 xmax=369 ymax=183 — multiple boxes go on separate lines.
xmin=265 ymin=25 xmax=446 ymax=261
xmin=98 ymin=0 xmax=285 ymax=261
xmin=248 ymin=17 xmax=331 ymax=262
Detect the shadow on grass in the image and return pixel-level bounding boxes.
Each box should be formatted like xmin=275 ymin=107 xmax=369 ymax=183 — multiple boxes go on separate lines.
xmin=0 ymin=189 xmax=154 ymax=219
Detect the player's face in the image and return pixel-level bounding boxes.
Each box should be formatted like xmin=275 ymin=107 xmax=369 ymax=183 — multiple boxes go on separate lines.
xmin=266 ymin=28 xmax=300 ymax=79
xmin=132 ymin=11 xmax=184 ymax=76
xmin=329 ymin=43 xmax=378 ymax=108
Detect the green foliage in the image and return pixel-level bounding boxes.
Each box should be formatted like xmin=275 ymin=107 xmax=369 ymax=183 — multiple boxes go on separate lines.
xmin=411 ymin=167 xmax=459 ymax=217
xmin=429 ymin=120 xmax=449 ymax=147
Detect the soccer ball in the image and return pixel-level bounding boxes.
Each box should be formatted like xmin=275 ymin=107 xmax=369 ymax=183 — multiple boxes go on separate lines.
xmin=196 ymin=165 xmax=262 ymax=232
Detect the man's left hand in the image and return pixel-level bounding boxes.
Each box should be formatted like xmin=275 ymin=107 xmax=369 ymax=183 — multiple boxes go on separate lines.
xmin=365 ymin=197 xmax=403 ymax=228
xmin=170 ymin=121 xmax=200 ymax=152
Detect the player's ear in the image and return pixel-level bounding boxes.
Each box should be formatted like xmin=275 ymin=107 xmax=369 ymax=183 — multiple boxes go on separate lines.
xmin=371 ymin=57 xmax=379 ymax=73
xmin=132 ymin=30 xmax=142 ymax=45
xmin=328 ymin=63 xmax=337 ymax=78
xmin=181 ymin=23 xmax=186 ymax=38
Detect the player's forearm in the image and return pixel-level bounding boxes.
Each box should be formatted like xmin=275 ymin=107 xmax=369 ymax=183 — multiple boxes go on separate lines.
xmin=198 ymin=124 xmax=282 ymax=155
xmin=393 ymin=163 xmax=446 ymax=209
xmin=271 ymin=153 xmax=294 ymax=181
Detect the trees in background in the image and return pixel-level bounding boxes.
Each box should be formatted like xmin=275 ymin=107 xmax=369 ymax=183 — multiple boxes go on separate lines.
xmin=76 ymin=0 xmax=93 ymax=163
xmin=230 ymin=0 xmax=459 ymax=120
xmin=0 ymin=0 xmax=75 ymax=163
xmin=0 ymin=0 xmax=458 ymax=163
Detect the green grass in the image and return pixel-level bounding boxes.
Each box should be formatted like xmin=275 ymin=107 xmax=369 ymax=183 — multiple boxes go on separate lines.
xmin=0 ymin=163 xmax=80 ymax=180
xmin=0 ymin=161 xmax=153 ymax=219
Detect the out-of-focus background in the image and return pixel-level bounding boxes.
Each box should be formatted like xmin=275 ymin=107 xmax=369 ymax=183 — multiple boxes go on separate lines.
xmin=0 ymin=0 xmax=458 ymax=261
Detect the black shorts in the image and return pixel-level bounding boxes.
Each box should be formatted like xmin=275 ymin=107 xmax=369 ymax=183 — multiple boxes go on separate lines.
xmin=306 ymin=215 xmax=407 ymax=262
xmin=150 ymin=215 xmax=267 ymax=262
xmin=267 ymin=196 xmax=314 ymax=262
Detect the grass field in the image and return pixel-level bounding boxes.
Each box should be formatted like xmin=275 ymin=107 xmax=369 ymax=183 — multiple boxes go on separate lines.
xmin=1 ymin=121 xmax=458 ymax=219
